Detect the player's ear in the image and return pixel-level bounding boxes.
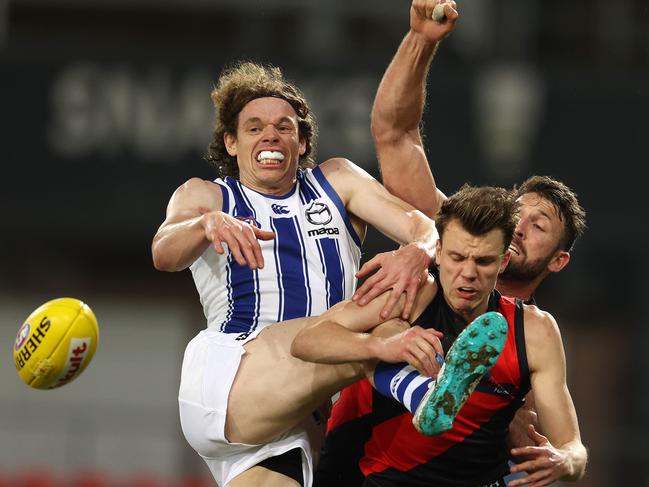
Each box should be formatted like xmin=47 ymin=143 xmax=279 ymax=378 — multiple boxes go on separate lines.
xmin=498 ymin=250 xmax=511 ymax=274
xmin=298 ymin=136 xmax=307 ymax=156
xmin=548 ymin=250 xmax=570 ymax=273
xmin=224 ymin=132 xmax=237 ymax=157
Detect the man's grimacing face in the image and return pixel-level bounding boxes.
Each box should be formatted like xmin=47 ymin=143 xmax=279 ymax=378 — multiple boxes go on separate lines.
xmin=225 ymin=97 xmax=306 ymax=195
xmin=502 ymin=192 xmax=568 ymax=282
xmin=436 ymin=219 xmax=510 ymax=323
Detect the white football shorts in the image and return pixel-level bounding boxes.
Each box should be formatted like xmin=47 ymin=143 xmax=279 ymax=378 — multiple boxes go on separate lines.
xmin=178 ymin=329 xmax=314 ymax=486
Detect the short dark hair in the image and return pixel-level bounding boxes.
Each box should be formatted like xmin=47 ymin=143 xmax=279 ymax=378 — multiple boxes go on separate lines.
xmin=206 ymin=61 xmax=318 ymax=179
xmin=513 ymin=176 xmax=587 ymax=252
xmin=435 ymin=184 xmax=519 ymax=252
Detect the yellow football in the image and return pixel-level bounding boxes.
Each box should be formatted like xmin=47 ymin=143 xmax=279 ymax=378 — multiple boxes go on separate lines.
xmin=13 ymin=298 xmax=99 ymax=389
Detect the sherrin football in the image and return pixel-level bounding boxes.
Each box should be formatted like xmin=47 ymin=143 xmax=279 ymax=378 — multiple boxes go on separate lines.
xmin=13 ymin=298 xmax=98 ymax=389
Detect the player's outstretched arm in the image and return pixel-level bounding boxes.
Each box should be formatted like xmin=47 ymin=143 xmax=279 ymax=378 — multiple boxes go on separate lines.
xmin=292 ymin=276 xmax=443 ymax=377
xmin=320 ymin=158 xmax=437 ymax=319
xmin=371 ymin=0 xmax=458 ymax=219
xmin=508 ymin=307 xmax=587 ymax=486
xmin=152 ymin=178 xmax=274 ymax=272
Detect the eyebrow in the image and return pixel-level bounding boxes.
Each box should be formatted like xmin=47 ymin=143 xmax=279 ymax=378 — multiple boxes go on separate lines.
xmin=448 ymin=250 xmax=498 ymax=261
xmin=531 ymin=208 xmax=558 ymax=223
xmin=242 ymin=116 xmax=296 ymax=126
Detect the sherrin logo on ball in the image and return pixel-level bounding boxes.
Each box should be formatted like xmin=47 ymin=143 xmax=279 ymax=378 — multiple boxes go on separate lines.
xmin=13 ymin=297 xmax=99 ymax=389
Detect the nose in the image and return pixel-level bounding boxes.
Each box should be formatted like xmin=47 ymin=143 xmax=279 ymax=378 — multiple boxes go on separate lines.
xmin=261 ymin=124 xmax=280 ymax=143
xmin=514 ymin=217 xmax=526 ymax=239
xmin=460 ymin=259 xmax=478 ymax=280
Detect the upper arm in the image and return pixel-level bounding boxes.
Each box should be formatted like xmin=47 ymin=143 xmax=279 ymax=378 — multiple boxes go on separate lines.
xmin=525 ymin=307 xmax=582 ymax=447
xmin=159 ymin=178 xmax=223 ymax=228
xmin=319 ymin=158 xmax=435 ymax=245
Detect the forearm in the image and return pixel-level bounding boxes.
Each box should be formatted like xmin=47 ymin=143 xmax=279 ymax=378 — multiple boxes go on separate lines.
xmin=292 ymin=320 xmax=381 ymax=364
xmin=403 ymin=210 xmax=438 ymax=258
xmin=372 ymin=30 xmax=438 ymax=144
xmin=152 ymin=215 xmax=210 ymax=272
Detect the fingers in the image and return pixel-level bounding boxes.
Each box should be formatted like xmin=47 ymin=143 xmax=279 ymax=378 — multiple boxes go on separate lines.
xmin=217 ymin=225 xmax=248 ymax=267
xmin=421 ymin=330 xmax=444 ymax=356
xmin=526 ymin=424 xmax=547 ymax=444
xmin=251 ymin=227 xmax=275 ymax=267
xmin=404 ymin=350 xmax=435 ymax=377
xmin=510 ymin=446 xmax=543 ymax=460
xmin=354 ymin=272 xmax=390 ymax=306
xmin=400 ymin=275 xmax=422 ymax=320
xmin=253 ymin=227 xmax=276 ymax=241
xmin=355 ymin=256 xmax=383 ymax=280
xmin=411 ymin=0 xmax=460 ymax=37
xmin=231 ymin=225 xmax=264 ymax=270
xmin=440 ymin=1 xmax=459 ymax=23
xmin=508 ymin=468 xmax=553 ymax=487
xmin=404 ymin=327 xmax=443 ymax=376
xmin=206 ymin=213 xmax=270 ymax=270
xmin=380 ymin=289 xmax=402 ymax=320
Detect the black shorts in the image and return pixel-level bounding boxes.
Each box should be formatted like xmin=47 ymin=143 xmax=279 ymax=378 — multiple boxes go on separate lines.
xmin=257 ymin=448 xmax=304 ymax=486
xmin=363 ymin=473 xmax=508 ymax=487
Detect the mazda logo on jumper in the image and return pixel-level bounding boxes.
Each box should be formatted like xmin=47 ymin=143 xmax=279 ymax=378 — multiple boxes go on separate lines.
xmin=305 ymin=202 xmax=332 ymax=225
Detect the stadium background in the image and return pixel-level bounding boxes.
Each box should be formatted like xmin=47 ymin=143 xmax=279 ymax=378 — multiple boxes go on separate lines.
xmin=1 ymin=0 xmax=647 ymax=485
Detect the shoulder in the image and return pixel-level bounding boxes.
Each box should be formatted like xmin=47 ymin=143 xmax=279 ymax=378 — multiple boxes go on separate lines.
xmin=168 ymin=177 xmax=224 ymax=214
xmin=317 ymin=158 xmax=377 ymax=202
xmin=318 ymin=158 xmax=371 ymax=181
xmin=178 ymin=177 xmax=222 ymax=194
xmin=522 ymin=304 xmax=564 ymax=371
xmin=523 ymin=304 xmax=559 ymax=336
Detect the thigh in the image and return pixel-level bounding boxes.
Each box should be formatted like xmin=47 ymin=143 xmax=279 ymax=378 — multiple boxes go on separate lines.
xmin=227 ymin=318 xmax=362 ymax=444
xmin=227 ymin=466 xmax=301 ymax=487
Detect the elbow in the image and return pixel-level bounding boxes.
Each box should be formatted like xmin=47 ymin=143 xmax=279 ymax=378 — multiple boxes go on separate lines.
xmin=291 ymin=326 xmax=319 ymax=362
xmin=152 ymin=252 xmax=171 ymax=272
xmin=563 ymin=442 xmax=588 ymax=482
xmin=573 ymin=445 xmax=588 ymax=481
xmin=151 ymin=242 xmax=177 ymax=272
xmin=290 ymin=333 xmax=309 ymax=361
xmin=370 ymin=119 xmax=400 ymax=147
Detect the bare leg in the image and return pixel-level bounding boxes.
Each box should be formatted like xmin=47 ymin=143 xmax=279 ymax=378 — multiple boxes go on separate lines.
xmin=226 ymin=317 xmax=367 ymax=444
xmin=226 ymin=466 xmax=300 ymax=487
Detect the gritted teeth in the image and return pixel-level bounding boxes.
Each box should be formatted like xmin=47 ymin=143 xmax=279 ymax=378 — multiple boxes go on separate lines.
xmin=257 ymin=150 xmax=285 ymax=162
xmin=509 ymin=245 xmax=520 ymax=256
xmin=459 ymin=287 xmax=475 ymax=292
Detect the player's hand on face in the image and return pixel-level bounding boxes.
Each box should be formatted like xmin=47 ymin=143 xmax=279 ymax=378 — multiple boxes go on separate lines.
xmin=200 ymin=210 xmax=275 ymax=270
xmin=354 ymin=243 xmax=433 ymax=320
xmin=508 ymin=425 xmax=573 ymax=487
xmin=410 ymin=0 xmax=459 ymax=42
xmin=377 ymin=325 xmax=444 ymax=377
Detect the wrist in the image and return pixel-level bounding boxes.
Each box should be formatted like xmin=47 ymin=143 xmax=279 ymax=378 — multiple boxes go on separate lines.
xmin=409 ymin=240 xmax=435 ymax=268
xmin=408 ymin=29 xmax=440 ymax=51
xmin=367 ymin=335 xmax=387 ymax=361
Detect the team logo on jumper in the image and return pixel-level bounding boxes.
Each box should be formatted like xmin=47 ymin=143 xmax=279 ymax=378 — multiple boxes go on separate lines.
xmin=305 ymin=201 xmax=332 ymax=225
xmin=235 ymin=331 xmax=252 ymax=341
xmin=271 ymin=204 xmax=289 ymax=215
xmin=235 ymin=215 xmax=262 ymax=228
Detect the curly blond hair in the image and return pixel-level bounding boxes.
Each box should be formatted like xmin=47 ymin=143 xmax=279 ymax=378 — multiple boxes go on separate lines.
xmin=206 ymin=61 xmax=318 ymax=178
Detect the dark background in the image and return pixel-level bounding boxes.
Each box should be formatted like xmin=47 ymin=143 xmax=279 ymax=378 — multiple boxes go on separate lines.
xmin=1 ymin=0 xmax=648 ymax=485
